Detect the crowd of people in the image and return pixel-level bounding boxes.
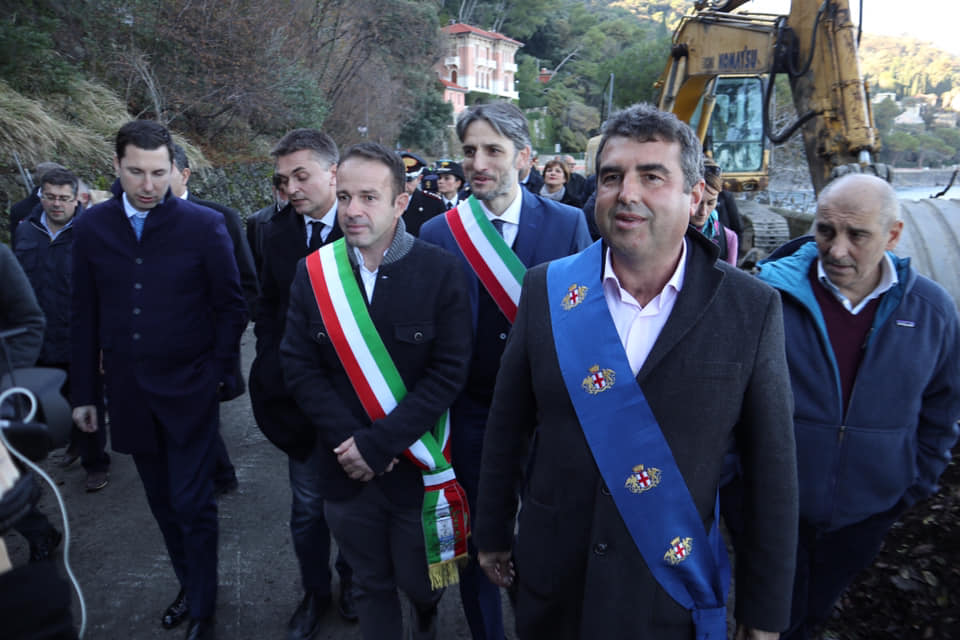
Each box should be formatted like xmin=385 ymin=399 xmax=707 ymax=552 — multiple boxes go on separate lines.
xmin=1 ymin=100 xmax=958 ymax=640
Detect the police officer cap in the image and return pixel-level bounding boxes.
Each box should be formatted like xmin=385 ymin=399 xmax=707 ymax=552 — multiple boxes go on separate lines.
xmin=434 ymin=160 xmax=464 ymax=182
xmin=400 ymin=152 xmax=426 ymax=180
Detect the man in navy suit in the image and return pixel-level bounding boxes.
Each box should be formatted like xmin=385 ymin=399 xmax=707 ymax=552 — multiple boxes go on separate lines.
xmin=420 ymin=102 xmax=590 ymax=640
xmin=71 ymin=121 xmax=247 ymax=640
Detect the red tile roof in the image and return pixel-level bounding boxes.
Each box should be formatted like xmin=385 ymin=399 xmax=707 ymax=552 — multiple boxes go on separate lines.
xmin=439 ymin=79 xmax=468 ymax=92
xmin=441 ymin=23 xmax=523 ymax=46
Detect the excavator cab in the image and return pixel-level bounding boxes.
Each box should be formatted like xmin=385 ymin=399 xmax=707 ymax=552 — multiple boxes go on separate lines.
xmin=687 ymin=75 xmax=770 ymax=190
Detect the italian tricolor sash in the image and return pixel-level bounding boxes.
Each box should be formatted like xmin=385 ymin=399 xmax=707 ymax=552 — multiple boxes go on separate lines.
xmin=305 ymin=239 xmax=469 ymax=589
xmin=444 ymin=196 xmax=525 ymax=323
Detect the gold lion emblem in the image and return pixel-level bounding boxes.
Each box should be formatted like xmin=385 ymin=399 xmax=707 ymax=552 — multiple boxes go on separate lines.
xmin=582 ymin=365 xmax=615 ymax=394
xmin=561 ymin=283 xmax=588 ymax=310
xmin=625 ymin=464 xmax=661 ymax=494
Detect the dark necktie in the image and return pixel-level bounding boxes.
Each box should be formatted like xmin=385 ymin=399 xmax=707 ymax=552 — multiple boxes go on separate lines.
xmin=491 ymin=219 xmax=504 ymax=237
xmin=308 ymin=220 xmax=324 ymax=251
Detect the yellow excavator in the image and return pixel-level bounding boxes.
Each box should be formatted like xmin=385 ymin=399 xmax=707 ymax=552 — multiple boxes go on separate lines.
xmin=651 ymin=0 xmax=960 ymax=304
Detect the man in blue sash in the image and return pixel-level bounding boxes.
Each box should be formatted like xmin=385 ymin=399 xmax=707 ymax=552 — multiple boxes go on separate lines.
xmin=475 ymin=104 xmax=798 ymax=639
xmin=420 ymin=101 xmax=590 ymax=640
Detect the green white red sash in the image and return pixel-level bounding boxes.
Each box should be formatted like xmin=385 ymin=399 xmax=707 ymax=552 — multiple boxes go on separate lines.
xmin=444 ymin=196 xmax=526 ymax=323
xmin=305 ymin=239 xmax=469 ymax=588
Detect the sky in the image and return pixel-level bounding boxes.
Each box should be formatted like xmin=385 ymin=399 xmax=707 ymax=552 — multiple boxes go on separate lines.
xmin=743 ymin=0 xmax=959 ymax=55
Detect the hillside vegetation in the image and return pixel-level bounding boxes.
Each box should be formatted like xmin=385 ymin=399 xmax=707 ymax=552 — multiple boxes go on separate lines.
xmin=1 ymin=0 xmax=958 ymax=180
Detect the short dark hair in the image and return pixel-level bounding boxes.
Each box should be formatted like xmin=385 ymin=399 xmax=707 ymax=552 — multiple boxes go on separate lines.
xmin=456 ymin=102 xmax=531 ymax=153
xmin=40 ymin=168 xmax=79 ymax=195
xmin=115 ymin=120 xmax=175 ymax=163
xmin=339 ymin=142 xmax=406 ymax=198
xmin=172 ymin=144 xmax=189 ymax=171
xmin=597 ymin=104 xmax=703 ymax=193
xmin=543 ymin=157 xmax=571 ymax=183
xmin=271 ymin=128 xmax=339 ymax=166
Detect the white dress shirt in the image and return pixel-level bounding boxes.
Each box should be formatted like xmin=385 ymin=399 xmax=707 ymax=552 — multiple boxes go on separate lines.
xmin=602 ymin=240 xmax=687 ymax=376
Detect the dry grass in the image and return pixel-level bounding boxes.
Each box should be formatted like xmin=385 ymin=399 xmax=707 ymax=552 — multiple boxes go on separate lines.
xmin=0 ymin=79 xmax=208 ymax=178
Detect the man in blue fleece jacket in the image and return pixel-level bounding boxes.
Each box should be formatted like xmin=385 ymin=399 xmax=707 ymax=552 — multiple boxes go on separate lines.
xmin=756 ymin=173 xmax=960 ymax=640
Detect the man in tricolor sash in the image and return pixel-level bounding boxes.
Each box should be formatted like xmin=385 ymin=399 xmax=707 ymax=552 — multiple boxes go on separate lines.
xmin=280 ymin=142 xmax=473 ymax=640
xmin=474 ymin=104 xmax=799 ymax=639
xmin=420 ymin=101 xmax=590 ymax=640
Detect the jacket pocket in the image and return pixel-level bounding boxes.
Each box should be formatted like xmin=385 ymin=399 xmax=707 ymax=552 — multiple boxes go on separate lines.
xmin=394 ymin=321 xmax=435 ymax=345
xmin=516 ymin=495 xmax=559 ymax=597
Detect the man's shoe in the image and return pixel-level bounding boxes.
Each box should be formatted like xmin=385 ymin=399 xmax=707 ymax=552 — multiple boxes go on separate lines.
xmin=337 ymin=578 xmax=358 ymax=622
xmin=162 ymin=589 xmax=189 ymax=629
xmin=287 ymin=590 xmax=330 ymax=640
xmin=213 ymin=476 xmax=239 ymax=498
xmin=183 ymin=617 xmax=215 ymax=640
xmin=85 ymin=470 xmax=109 ymax=492
xmin=56 ymin=448 xmax=80 ymax=469
xmin=28 ymin=528 xmax=62 ymax=563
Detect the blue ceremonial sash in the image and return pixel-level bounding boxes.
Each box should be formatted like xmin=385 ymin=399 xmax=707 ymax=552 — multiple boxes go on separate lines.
xmin=546 ymin=240 xmax=730 ymax=639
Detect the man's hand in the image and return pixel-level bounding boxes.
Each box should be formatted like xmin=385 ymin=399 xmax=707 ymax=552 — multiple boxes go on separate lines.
xmin=334 ymin=436 xmax=375 ymax=482
xmin=478 ymin=550 xmax=515 ymax=588
xmin=73 ymin=405 xmax=98 ymax=433
xmin=734 ymin=625 xmax=779 ymax=640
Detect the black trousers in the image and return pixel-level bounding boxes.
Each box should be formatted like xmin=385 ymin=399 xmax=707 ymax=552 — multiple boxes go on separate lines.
xmin=132 ymin=411 xmax=219 ymax=619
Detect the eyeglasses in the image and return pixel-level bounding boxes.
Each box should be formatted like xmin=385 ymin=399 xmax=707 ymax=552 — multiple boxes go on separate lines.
xmin=704 ymin=164 xmax=722 ymax=177
xmin=41 ymin=193 xmax=76 ymax=204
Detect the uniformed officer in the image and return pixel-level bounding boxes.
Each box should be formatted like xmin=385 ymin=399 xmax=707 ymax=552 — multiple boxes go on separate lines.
xmin=399 ymin=152 xmax=445 ymax=236
xmin=434 ymin=160 xmax=468 ymax=210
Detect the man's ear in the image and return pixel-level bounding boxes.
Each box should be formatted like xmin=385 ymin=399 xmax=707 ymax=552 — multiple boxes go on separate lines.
xmin=181 ymin=167 xmax=191 ymax=185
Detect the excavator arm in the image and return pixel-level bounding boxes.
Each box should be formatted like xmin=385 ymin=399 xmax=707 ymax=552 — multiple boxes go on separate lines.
xmin=656 ymin=0 xmax=883 ymax=195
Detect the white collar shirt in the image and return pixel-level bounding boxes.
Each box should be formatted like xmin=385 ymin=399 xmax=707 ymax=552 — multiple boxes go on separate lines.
xmin=816 ymin=253 xmax=898 ymax=315
xmin=305 ymin=202 xmax=338 ymax=247
xmin=477 ymin=189 xmax=522 ymax=248
xmin=602 ymin=239 xmax=687 ymax=376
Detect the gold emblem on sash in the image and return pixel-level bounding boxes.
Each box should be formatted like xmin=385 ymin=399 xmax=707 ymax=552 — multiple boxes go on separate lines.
xmin=664 ymin=537 xmax=693 ymax=565
xmin=582 ymin=364 xmax=615 ymax=394
xmin=561 ymin=283 xmax=588 ymax=310
xmin=625 ymin=464 xmax=661 ymax=494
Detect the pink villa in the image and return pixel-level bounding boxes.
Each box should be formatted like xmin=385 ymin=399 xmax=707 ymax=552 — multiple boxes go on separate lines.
xmin=436 ymin=22 xmax=523 ymax=115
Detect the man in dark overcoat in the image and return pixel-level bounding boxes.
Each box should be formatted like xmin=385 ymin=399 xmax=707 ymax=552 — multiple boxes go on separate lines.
xmin=475 ymin=104 xmax=799 ymax=639
xmin=248 ymin=128 xmax=354 ymax=639
xmin=70 ymin=120 xmax=247 ymax=640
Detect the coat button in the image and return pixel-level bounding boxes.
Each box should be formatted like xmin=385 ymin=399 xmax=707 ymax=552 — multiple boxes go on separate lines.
xmin=132 ymin=307 xmax=141 ymax=315
xmin=135 ymin=257 xmax=143 ymax=264
xmin=414 ymin=331 xmax=424 ymax=341
xmin=593 ymin=543 xmax=607 ymax=555
xmin=134 ymin=282 xmax=142 ymax=290
xmin=499 ymin=332 xmax=507 ymax=340
xmin=316 ymin=331 xmax=326 ymax=341
xmin=132 ymin=333 xmax=141 ymax=340
xmin=600 ymin=484 xmax=611 ymax=496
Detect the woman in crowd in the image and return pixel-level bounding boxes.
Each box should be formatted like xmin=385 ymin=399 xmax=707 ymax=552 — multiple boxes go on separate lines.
xmin=539 ymin=157 xmax=583 ymax=208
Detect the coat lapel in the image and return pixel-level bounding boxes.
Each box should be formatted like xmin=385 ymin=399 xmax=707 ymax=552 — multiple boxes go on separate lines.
xmin=513 ymin=189 xmax=544 ymax=268
xmin=637 ymin=231 xmax=724 ymax=383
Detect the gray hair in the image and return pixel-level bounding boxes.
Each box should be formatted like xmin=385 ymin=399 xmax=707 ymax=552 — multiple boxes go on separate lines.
xmin=456 ymin=102 xmax=531 ymax=153
xmin=271 ymin=128 xmax=339 ymax=166
xmin=596 ymin=103 xmax=703 ymax=193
